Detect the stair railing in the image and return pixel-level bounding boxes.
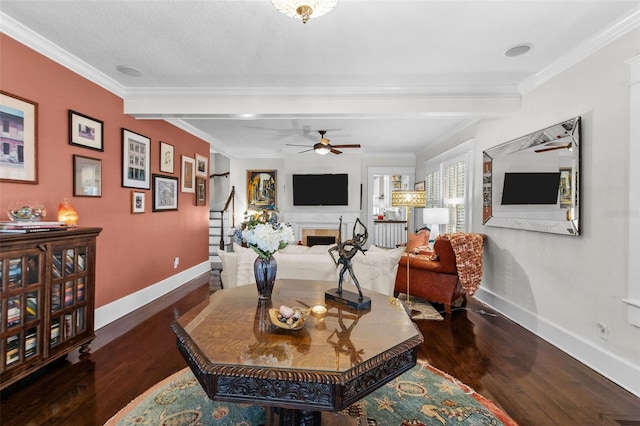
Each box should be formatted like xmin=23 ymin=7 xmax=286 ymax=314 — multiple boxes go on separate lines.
xmin=218 ymin=186 xmax=235 ymax=250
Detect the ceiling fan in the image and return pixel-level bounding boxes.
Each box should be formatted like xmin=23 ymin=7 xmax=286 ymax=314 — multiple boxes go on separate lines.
xmin=533 ymin=134 xmax=574 ymax=153
xmin=286 ymin=130 xmax=361 ymax=155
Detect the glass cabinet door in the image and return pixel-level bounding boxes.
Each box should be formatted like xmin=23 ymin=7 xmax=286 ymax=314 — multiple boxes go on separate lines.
xmin=1 ymin=249 xmax=44 ymax=373
xmin=48 ymin=243 xmax=91 ymax=353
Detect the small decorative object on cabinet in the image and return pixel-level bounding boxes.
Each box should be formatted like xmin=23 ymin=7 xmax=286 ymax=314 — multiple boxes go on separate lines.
xmin=0 ymin=227 xmax=101 ymax=390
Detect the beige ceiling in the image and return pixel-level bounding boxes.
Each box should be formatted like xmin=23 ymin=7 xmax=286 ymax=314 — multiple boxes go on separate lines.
xmin=2 ymin=0 xmax=639 ymax=157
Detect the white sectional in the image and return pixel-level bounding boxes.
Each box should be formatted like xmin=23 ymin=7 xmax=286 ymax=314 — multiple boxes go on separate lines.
xmin=219 ymin=243 xmax=404 ymax=296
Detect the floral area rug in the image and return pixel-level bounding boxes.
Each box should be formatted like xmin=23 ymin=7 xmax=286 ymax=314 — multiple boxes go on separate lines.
xmin=105 ymin=360 xmax=517 ymax=426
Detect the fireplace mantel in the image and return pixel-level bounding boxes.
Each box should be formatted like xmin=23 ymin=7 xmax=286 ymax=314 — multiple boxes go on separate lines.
xmin=281 ymin=210 xmax=361 ymax=242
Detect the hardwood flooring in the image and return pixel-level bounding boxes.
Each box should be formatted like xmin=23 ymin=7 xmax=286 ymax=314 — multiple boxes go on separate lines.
xmin=1 ymin=271 xmax=639 ymax=425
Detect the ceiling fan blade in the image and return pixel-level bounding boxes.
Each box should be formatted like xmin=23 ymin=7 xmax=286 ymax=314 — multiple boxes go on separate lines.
xmin=534 ymin=143 xmax=572 ymax=153
xmin=286 ymin=144 xmax=313 ymax=147
xmin=298 ymin=148 xmax=314 ymax=154
xmin=330 ymin=144 xmax=361 ymax=149
xmin=330 ymin=149 xmax=343 ymax=155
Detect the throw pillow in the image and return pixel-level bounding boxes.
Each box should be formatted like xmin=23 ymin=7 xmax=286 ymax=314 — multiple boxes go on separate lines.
xmin=236 ymin=247 xmax=259 ymax=286
xmin=407 ymin=230 xmax=429 ymax=251
xmin=349 ymin=245 xmax=405 ymax=296
xmin=308 ymin=244 xmax=337 ymax=254
xmin=279 ymin=244 xmax=310 ymax=254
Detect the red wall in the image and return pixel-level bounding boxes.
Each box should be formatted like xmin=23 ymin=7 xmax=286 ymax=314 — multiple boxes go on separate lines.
xmin=0 ymin=35 xmax=210 ymax=308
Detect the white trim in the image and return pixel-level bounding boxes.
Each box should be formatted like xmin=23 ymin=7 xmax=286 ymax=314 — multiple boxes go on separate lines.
xmin=475 ymin=287 xmax=640 ymax=398
xmin=94 ymin=261 xmax=210 ymax=330
xmin=366 ymin=166 xmax=416 ymax=247
xmin=519 ymin=6 xmax=640 ymax=94
xmin=0 ymin=12 xmax=127 ymax=96
xmin=626 ymin=53 xmax=640 ymax=327
xmin=423 ymin=139 xmax=475 ymax=232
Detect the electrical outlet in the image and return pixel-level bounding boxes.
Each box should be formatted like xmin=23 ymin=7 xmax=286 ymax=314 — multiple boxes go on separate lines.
xmin=596 ymin=322 xmax=608 ymax=340
xmin=173 ymin=257 xmax=179 ymax=269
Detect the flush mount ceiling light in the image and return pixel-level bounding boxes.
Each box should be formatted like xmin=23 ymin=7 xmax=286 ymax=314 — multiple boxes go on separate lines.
xmin=271 ymin=0 xmax=337 ymax=24
xmin=116 ymin=65 xmax=143 ymax=77
xmin=504 ymin=43 xmax=533 ymax=57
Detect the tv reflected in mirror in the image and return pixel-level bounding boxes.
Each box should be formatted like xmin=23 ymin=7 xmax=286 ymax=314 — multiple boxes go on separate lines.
xmin=501 ymin=172 xmax=561 ymax=205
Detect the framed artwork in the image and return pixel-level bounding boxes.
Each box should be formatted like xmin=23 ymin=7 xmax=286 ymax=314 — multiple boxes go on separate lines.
xmin=195 ymin=153 xmax=208 ymax=178
xmin=247 ymin=170 xmax=276 ymax=210
xmin=159 ymin=141 xmax=174 ymax=173
xmin=559 ymin=167 xmax=573 ymax=208
xmin=73 ymin=154 xmax=102 ymax=197
xmin=152 ymin=174 xmax=178 ymax=212
xmin=131 ymin=191 xmax=145 ymax=214
xmin=0 ymin=91 xmax=38 ymax=184
xmin=196 ymin=177 xmax=207 ymax=206
xmin=122 ymin=128 xmax=150 ymax=189
xmin=181 ymin=155 xmax=195 ymax=193
xmin=414 ymin=181 xmax=425 ymax=191
xmin=69 ymin=110 xmax=103 ymax=151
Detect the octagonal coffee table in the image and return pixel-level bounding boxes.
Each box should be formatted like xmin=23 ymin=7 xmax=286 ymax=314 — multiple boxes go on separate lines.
xmin=171 ymin=279 xmax=423 ymax=425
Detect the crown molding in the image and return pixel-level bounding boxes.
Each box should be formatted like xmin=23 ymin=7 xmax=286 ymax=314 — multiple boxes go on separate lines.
xmin=519 ymin=6 xmax=640 ymax=94
xmin=0 ymin=12 xmax=127 ymax=96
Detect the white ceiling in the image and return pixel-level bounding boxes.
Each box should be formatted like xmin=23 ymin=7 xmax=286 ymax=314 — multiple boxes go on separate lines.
xmin=2 ymin=0 xmax=639 ymax=158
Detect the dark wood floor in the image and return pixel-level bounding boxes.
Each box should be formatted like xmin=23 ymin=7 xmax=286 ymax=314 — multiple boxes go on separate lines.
xmin=1 ymin=271 xmax=639 ymax=426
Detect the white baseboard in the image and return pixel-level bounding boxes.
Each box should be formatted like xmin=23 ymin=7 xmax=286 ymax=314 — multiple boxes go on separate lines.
xmin=474 ymin=287 xmax=640 ymax=398
xmin=94 ymin=261 xmax=210 ymax=330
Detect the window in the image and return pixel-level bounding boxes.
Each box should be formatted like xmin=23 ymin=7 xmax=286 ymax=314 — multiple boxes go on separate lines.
xmin=423 ymin=140 xmax=474 ymax=234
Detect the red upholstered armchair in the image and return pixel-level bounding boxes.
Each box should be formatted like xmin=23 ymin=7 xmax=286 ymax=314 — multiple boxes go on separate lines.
xmin=393 ymin=233 xmax=485 ymax=314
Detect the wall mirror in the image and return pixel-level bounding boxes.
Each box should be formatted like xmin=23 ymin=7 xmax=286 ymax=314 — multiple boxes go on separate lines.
xmin=482 ymin=117 xmax=581 ymax=236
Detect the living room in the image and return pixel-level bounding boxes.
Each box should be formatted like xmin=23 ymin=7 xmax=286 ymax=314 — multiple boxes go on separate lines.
xmin=1 ymin=1 xmax=639 ymax=424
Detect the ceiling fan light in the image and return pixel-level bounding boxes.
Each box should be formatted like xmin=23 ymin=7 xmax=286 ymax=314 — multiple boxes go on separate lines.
xmin=314 ymin=143 xmax=331 ymax=155
xmin=271 ymin=0 xmax=338 ymax=24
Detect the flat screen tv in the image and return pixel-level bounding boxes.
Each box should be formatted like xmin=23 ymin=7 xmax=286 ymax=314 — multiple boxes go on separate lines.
xmin=501 ymin=172 xmax=561 ymax=205
xmin=292 ymin=174 xmax=348 ymax=206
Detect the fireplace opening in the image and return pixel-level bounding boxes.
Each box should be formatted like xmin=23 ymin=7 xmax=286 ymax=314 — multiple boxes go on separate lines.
xmin=307 ymin=236 xmax=336 ymax=246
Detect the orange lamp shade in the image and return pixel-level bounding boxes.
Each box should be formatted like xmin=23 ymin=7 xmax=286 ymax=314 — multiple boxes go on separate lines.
xmin=57 ymin=199 xmax=78 ymax=226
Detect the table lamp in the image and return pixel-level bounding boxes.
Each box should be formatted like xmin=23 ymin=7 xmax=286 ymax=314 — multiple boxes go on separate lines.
xmin=423 ymin=207 xmax=450 ymax=246
xmin=391 ymin=190 xmax=426 ymax=307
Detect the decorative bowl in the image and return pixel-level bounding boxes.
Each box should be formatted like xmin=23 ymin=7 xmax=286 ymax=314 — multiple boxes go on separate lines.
xmin=268 ymin=306 xmax=310 ymax=330
xmin=7 ymin=205 xmax=46 ymax=222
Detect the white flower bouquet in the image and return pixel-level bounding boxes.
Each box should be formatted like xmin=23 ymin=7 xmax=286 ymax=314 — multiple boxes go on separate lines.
xmin=241 ymin=221 xmax=294 ymax=259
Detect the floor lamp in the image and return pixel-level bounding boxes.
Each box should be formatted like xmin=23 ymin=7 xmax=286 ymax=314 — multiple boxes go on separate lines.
xmin=391 ymin=190 xmax=426 ymax=308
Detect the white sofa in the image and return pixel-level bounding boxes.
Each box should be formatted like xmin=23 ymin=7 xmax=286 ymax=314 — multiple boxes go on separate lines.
xmin=219 ymin=243 xmax=404 ymax=296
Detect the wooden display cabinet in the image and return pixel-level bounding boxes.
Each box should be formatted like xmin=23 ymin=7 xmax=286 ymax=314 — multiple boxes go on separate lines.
xmin=0 ymin=227 xmax=101 ymax=389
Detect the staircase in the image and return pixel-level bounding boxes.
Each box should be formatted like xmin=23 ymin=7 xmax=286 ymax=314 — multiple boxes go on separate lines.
xmin=209 ymin=186 xmax=236 ymax=270
xmin=209 ymin=211 xmax=230 ymax=270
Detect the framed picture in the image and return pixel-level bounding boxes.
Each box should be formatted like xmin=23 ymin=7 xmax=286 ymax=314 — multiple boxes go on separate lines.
xmin=152 ymin=174 xmax=178 ymax=211
xmin=559 ymin=167 xmax=573 ymax=208
xmin=247 ymin=170 xmax=276 ymax=210
xmin=195 ymin=153 xmax=208 ymax=178
xmin=159 ymin=141 xmax=174 ymax=173
xmin=414 ymin=181 xmax=425 ymax=191
xmin=181 ymin=155 xmax=195 ymax=193
xmin=0 ymin=91 xmax=38 ymax=184
xmin=131 ymin=191 xmax=145 ymax=214
xmin=73 ymin=154 xmax=102 ymax=197
xmin=69 ymin=110 xmax=103 ymax=151
xmin=122 ymin=128 xmax=150 ymax=189
xmin=196 ymin=177 xmax=207 ymax=206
